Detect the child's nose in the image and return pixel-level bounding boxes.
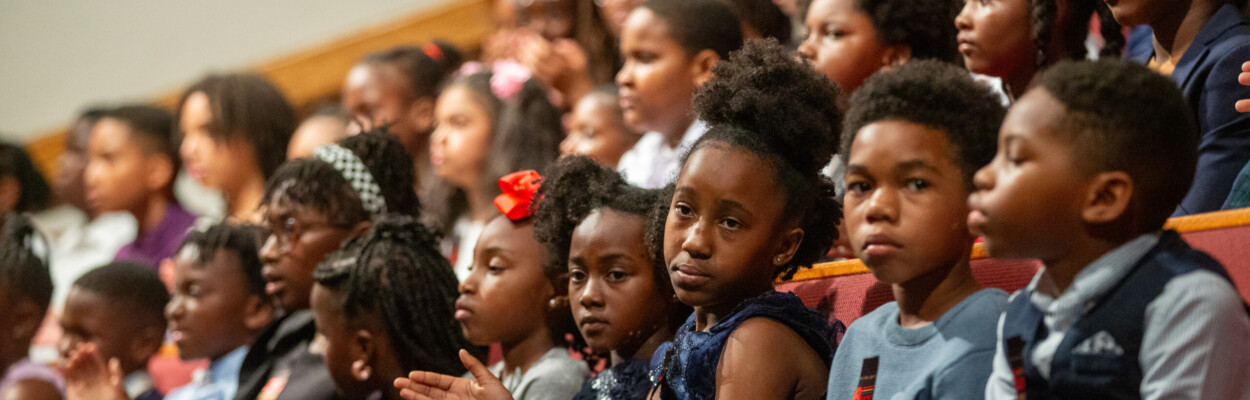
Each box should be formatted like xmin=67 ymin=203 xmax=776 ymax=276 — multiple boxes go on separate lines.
xmin=579 ymin=279 xmax=606 ymax=308
xmin=865 ymin=188 xmax=899 ymax=223
xmin=680 ymin=220 xmax=713 ymax=259
xmin=972 ymin=162 xmax=994 ymax=191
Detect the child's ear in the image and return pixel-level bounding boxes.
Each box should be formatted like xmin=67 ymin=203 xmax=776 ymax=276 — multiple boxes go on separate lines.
xmin=9 ymin=299 xmax=44 ymax=343
xmin=350 ymin=220 xmax=372 ymax=237
xmin=407 ymin=97 xmax=436 ymax=133
xmin=128 ymin=323 xmax=166 ymax=369
xmin=144 ymin=155 xmax=176 ymax=192
xmin=1081 ymin=171 xmax=1134 ymax=224
xmin=350 ymin=329 xmax=376 ymax=382
xmin=242 ymin=294 xmax=276 ymax=332
xmin=772 ymin=228 xmax=806 ymax=267
xmin=0 ymin=176 xmax=21 ymax=212
xmin=881 ymin=45 xmax=913 ymax=68
xmin=689 ymin=49 xmax=721 ymax=87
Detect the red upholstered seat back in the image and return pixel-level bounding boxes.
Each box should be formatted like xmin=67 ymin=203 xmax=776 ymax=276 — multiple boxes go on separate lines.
xmin=777 ymin=208 xmax=1250 ymax=327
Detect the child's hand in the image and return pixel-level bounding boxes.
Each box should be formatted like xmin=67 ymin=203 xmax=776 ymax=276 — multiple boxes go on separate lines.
xmin=1236 ymin=61 xmax=1250 ymax=112
xmin=61 ymin=343 xmax=131 ymax=400
xmin=394 ymin=349 xmax=515 ymax=400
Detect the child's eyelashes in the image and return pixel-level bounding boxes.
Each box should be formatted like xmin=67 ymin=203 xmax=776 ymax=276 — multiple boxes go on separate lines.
xmin=718 ymin=217 xmax=743 ymax=231
xmin=846 ymin=180 xmax=872 ymax=195
xmin=672 ymin=202 xmax=695 ymax=218
xmin=905 ymin=178 xmax=930 ymax=191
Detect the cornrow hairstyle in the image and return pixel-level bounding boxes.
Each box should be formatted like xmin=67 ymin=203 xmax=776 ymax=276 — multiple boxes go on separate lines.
xmin=842 ymin=60 xmax=1005 ymax=189
xmin=1035 ymin=59 xmax=1197 ymax=230
xmin=533 ymin=156 xmax=690 ymax=334
xmin=175 ymin=223 xmax=268 ymax=297
xmin=0 ymin=212 xmax=53 ymax=318
xmin=720 ymin=0 xmax=793 ymax=45
xmin=673 ymin=38 xmax=843 ymax=280
xmin=360 ymin=42 xmax=464 ymax=101
xmin=0 ymin=142 xmax=52 ymax=213
xmin=1029 ymin=0 xmax=1123 ymax=67
xmin=73 ymin=261 xmax=170 ymax=330
xmin=336 ymin=129 xmax=421 ymax=218
xmin=176 ymin=73 xmax=297 ymax=180
xmin=423 ymin=72 xmax=563 ymax=236
xmin=314 ymin=214 xmax=475 ymax=375
xmin=261 ymin=158 xmax=370 ymax=230
xmin=856 ymin=0 xmax=962 ymax=63
xmin=102 ymin=105 xmax=181 ymax=175
xmin=642 ymin=0 xmax=744 ymax=60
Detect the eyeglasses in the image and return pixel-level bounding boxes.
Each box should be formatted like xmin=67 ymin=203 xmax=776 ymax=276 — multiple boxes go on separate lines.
xmin=263 ymin=217 xmax=339 ymax=255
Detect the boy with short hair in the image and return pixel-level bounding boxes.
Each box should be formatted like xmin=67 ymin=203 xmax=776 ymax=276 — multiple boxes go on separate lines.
xmin=86 ymin=105 xmax=197 ymax=268
xmin=971 ymin=59 xmax=1250 ymax=399
xmin=828 ymin=59 xmax=1008 ymax=399
xmin=164 ymin=223 xmax=274 ymax=400
xmin=60 ymin=261 xmax=171 ymax=400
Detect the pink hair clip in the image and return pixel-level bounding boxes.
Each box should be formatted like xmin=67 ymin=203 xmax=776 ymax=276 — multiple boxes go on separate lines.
xmin=489 ymin=60 xmax=532 ymax=101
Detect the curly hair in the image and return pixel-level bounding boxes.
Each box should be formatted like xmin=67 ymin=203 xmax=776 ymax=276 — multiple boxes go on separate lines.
xmin=0 ymin=213 xmax=52 ymax=317
xmin=176 ymin=73 xmax=296 ymax=180
xmin=1030 ymin=0 xmax=1123 ymax=67
xmin=314 ymin=214 xmax=476 ymax=375
xmin=856 ymin=0 xmax=962 ymax=63
xmin=423 ymin=72 xmax=563 ymax=236
xmin=73 ymin=261 xmax=170 ymax=331
xmin=1035 ymin=60 xmax=1197 ymax=230
xmin=677 ymin=38 xmax=843 ymax=279
xmin=261 ymin=158 xmax=369 ymax=229
xmin=175 ymin=223 xmax=268 ymax=297
xmin=337 ymin=129 xmax=421 ymax=218
xmin=842 ymin=59 xmax=1005 ymax=188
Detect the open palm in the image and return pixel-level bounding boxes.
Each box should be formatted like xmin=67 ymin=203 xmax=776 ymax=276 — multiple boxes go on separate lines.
xmin=394 ymin=349 xmax=515 ymax=400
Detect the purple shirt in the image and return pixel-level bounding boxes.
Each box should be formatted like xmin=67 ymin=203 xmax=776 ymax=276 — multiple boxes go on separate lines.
xmin=0 ymin=358 xmax=65 ymax=395
xmin=115 ymin=203 xmax=197 ymax=269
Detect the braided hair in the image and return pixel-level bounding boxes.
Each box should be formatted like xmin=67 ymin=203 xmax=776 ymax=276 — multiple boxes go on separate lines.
xmin=0 ymin=213 xmax=52 ymax=318
xmin=1029 ymin=0 xmax=1123 ymax=67
xmin=313 ymin=214 xmax=474 ymax=375
xmin=658 ymin=38 xmax=842 ymax=280
xmin=337 ymin=130 xmax=421 ymax=218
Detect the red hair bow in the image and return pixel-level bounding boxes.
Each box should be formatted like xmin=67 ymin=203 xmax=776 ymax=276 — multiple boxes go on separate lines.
xmin=494 ymin=170 xmax=543 ymax=221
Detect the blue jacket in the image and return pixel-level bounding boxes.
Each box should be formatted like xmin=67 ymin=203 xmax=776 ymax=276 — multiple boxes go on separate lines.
xmin=1131 ymin=4 xmax=1250 ymax=216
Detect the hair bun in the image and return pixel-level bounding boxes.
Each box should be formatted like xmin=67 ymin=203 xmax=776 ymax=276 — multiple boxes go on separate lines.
xmin=692 ymin=38 xmax=843 ymax=175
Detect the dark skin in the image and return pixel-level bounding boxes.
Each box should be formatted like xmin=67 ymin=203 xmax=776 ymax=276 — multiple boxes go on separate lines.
xmin=312 ymin=284 xmax=407 ymax=400
xmin=84 ymin=118 xmax=177 ymax=235
xmin=258 ymin=196 xmax=367 ymax=312
xmin=969 ymin=89 xmax=1137 ymax=296
xmin=0 ymin=379 xmax=61 ymax=400
xmin=661 ymin=145 xmax=826 ymax=400
xmin=1103 ymin=0 xmax=1222 ymax=72
xmin=844 ymin=121 xmax=982 ymax=328
xmin=167 ymin=248 xmax=273 ymax=361
xmin=615 ymin=8 xmax=718 ymax=147
xmin=568 ymin=209 xmax=677 ymax=364
xmin=59 ymin=287 xmax=164 ymax=378
xmin=0 ymin=288 xmax=58 ymax=400
xmin=454 ymin=217 xmax=555 ymax=379
xmin=56 ymin=116 xmax=97 ymax=215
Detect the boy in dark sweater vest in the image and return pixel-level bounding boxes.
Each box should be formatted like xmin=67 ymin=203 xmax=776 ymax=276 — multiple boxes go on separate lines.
xmin=970 ymin=59 xmax=1250 ymax=399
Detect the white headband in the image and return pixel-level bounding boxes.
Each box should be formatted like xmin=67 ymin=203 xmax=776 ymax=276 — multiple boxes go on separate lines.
xmin=313 ymin=144 xmax=388 ymax=215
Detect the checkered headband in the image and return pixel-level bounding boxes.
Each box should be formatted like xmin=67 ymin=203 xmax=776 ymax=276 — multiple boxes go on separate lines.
xmin=313 ymin=143 xmax=388 ymax=215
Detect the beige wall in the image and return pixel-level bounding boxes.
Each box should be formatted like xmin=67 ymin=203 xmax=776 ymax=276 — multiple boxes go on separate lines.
xmin=0 ymin=0 xmax=456 ymax=142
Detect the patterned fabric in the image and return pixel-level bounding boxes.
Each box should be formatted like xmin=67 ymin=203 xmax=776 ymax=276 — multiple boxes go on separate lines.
xmin=313 ymin=144 xmax=387 ymax=215
xmin=650 ymin=291 xmax=834 ymax=400
xmin=573 ymin=358 xmax=651 ymax=400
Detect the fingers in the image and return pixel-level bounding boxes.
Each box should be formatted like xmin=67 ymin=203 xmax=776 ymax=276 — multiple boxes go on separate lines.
xmin=1237 ymin=99 xmax=1250 ymax=113
xmin=459 ymin=349 xmax=498 ymax=385
xmin=1239 ymin=72 xmax=1250 ymax=86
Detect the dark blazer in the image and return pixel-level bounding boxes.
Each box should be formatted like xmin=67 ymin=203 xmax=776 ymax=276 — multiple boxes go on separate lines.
xmin=1131 ymin=4 xmax=1250 ymax=216
xmin=233 ymin=310 xmax=341 ymax=400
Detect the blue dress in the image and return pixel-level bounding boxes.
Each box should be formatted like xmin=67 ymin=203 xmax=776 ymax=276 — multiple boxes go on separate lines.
xmin=572 ymin=358 xmax=652 ymax=400
xmin=648 ymin=291 xmax=835 ymax=400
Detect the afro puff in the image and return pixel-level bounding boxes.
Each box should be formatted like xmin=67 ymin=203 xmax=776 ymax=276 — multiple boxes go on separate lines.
xmin=676 ymin=38 xmax=844 ymax=279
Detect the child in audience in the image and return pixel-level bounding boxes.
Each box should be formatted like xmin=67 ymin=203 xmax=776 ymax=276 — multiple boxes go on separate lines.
xmin=164 ymin=223 xmax=274 ymax=400
xmin=971 ymin=60 xmax=1250 ymax=399
xmin=798 ymin=0 xmax=960 ymax=100
xmin=719 ymin=0 xmax=792 ymax=43
xmin=536 ymin=156 xmax=687 ymax=399
xmin=311 ymin=215 xmax=473 ymax=400
xmin=559 ymin=86 xmax=640 ymax=169
xmin=177 ymin=73 xmax=297 ymax=223
xmin=650 ymin=38 xmax=838 ymax=400
xmin=288 ymin=106 xmax=356 ymax=160
xmin=426 ymin=69 xmax=563 ymax=280
xmin=0 ymin=142 xmax=53 ymax=215
xmin=509 ymin=0 xmax=617 ymax=109
xmin=60 ymin=262 xmax=170 ymax=400
xmin=86 ymin=105 xmax=197 ymax=269
xmin=613 ymin=0 xmax=742 ymax=189
xmin=828 ymin=60 xmax=1006 ymax=399
xmin=1114 ymin=0 xmax=1250 ymax=216
xmin=400 ymin=173 xmax=591 ymax=399
xmin=342 ymin=43 xmax=462 ymax=182
xmin=0 ymin=213 xmax=62 ymax=400
xmin=955 ymin=0 xmax=1122 ymax=99
xmin=237 ymin=146 xmax=395 ymax=400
